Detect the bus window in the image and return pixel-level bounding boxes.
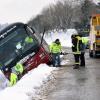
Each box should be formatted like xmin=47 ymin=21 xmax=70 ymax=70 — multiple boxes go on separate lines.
xmin=0 ymin=27 xmax=39 ymax=67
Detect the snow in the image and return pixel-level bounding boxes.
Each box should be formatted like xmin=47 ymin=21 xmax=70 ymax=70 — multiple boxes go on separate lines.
xmin=0 ymin=64 xmax=56 ymax=100
xmin=0 ymin=29 xmax=75 ymax=100
xmin=44 ymin=29 xmax=77 ymax=47
xmin=93 ymin=0 xmax=99 ymax=4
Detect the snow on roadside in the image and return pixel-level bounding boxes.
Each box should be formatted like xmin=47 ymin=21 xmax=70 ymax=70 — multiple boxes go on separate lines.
xmin=0 ymin=61 xmax=70 ymax=100
xmin=0 ymin=64 xmax=57 ymax=100
xmin=44 ymin=29 xmax=77 ymax=47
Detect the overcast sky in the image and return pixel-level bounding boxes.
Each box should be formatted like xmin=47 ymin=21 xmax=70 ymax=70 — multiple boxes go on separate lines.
xmin=0 ymin=0 xmax=99 ymax=24
xmin=0 ymin=0 xmax=57 ymax=24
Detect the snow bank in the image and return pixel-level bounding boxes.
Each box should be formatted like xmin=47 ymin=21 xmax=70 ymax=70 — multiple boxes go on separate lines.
xmin=0 ymin=64 xmax=56 ymax=100
xmin=44 ymin=29 xmax=77 ymax=47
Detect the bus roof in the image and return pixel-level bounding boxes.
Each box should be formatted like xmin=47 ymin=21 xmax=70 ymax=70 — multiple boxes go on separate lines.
xmin=0 ymin=22 xmax=25 ymax=35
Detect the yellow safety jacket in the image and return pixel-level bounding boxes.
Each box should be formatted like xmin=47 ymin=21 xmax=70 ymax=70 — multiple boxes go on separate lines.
xmin=25 ymin=36 xmax=33 ymax=43
xmin=10 ymin=73 xmax=18 ymax=86
xmin=82 ymin=37 xmax=89 ymax=45
xmin=14 ymin=63 xmax=24 ymax=74
xmin=72 ymin=36 xmax=82 ymax=54
xmin=50 ymin=42 xmax=61 ymax=53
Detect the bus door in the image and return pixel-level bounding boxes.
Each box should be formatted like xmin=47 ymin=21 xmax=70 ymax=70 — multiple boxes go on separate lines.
xmin=23 ymin=26 xmax=52 ymax=71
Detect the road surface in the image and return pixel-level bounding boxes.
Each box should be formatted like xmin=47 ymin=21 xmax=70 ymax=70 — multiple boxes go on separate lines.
xmin=34 ymin=48 xmax=100 ymax=100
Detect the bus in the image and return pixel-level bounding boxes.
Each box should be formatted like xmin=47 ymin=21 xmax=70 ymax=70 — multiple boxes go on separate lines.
xmin=0 ymin=22 xmax=52 ymax=79
xmin=89 ymin=14 xmax=100 ymax=57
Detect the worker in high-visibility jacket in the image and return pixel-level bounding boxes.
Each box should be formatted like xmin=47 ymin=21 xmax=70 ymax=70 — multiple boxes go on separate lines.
xmin=14 ymin=63 xmax=24 ymax=79
xmin=79 ymin=36 xmax=89 ymax=67
xmin=10 ymin=71 xmax=18 ymax=86
xmin=71 ymin=34 xmax=82 ymax=69
xmin=50 ymin=39 xmax=62 ymax=67
xmin=25 ymin=36 xmax=33 ymax=43
xmin=82 ymin=37 xmax=89 ymax=48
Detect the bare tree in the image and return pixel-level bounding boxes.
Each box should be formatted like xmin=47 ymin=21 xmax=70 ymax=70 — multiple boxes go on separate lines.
xmin=28 ymin=0 xmax=98 ymax=33
xmin=81 ymin=0 xmax=96 ymax=26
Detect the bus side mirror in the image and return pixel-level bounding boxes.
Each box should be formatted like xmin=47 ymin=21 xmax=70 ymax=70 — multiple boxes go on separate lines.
xmin=24 ymin=24 xmax=35 ymax=34
xmin=30 ymin=27 xmax=35 ymax=34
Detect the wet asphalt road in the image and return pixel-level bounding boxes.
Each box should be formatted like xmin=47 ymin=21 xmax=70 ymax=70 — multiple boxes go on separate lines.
xmin=45 ymin=49 xmax=100 ymax=100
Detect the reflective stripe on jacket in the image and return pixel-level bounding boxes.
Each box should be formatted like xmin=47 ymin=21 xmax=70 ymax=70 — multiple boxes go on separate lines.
xmin=76 ymin=36 xmax=82 ymax=53
xmin=50 ymin=42 xmax=61 ymax=53
xmin=72 ymin=36 xmax=81 ymax=54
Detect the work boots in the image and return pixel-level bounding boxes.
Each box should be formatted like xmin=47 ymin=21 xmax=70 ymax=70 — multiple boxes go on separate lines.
xmin=73 ymin=65 xmax=79 ymax=69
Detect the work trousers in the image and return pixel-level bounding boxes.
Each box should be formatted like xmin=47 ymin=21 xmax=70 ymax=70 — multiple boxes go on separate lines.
xmin=52 ymin=53 xmax=61 ymax=67
xmin=74 ymin=53 xmax=85 ymax=67
xmin=74 ymin=54 xmax=80 ymax=66
xmin=80 ymin=52 xmax=85 ymax=66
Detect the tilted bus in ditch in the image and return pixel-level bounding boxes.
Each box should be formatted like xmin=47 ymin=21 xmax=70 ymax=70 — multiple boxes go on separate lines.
xmin=0 ymin=22 xmax=52 ymax=79
xmin=89 ymin=14 xmax=100 ymax=57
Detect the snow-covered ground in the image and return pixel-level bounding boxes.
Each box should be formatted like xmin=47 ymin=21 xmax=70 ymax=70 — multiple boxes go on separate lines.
xmin=93 ymin=0 xmax=99 ymax=5
xmin=44 ymin=29 xmax=77 ymax=47
xmin=0 ymin=29 xmax=76 ymax=100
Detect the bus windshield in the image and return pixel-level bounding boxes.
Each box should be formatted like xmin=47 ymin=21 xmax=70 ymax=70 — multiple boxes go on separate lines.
xmin=0 ymin=26 xmax=39 ymax=67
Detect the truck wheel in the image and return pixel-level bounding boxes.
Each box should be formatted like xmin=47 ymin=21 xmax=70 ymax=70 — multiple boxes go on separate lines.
xmin=89 ymin=50 xmax=93 ymax=57
xmin=93 ymin=50 xmax=97 ymax=58
xmin=93 ymin=43 xmax=97 ymax=58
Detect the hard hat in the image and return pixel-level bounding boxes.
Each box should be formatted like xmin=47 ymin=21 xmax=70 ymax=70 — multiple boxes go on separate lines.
xmin=71 ymin=34 xmax=77 ymax=38
xmin=55 ymin=39 xmax=59 ymax=42
xmin=55 ymin=39 xmax=60 ymax=44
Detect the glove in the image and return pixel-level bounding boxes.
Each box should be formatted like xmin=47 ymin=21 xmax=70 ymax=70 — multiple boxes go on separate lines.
xmin=65 ymin=53 xmax=68 ymax=55
xmin=60 ymin=52 xmax=63 ymax=55
xmin=49 ymin=52 xmax=52 ymax=55
xmin=60 ymin=52 xmax=65 ymax=55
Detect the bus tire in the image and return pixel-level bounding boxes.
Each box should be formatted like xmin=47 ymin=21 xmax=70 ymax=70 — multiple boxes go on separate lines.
xmin=93 ymin=43 xmax=97 ymax=58
xmin=47 ymin=61 xmax=52 ymax=65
